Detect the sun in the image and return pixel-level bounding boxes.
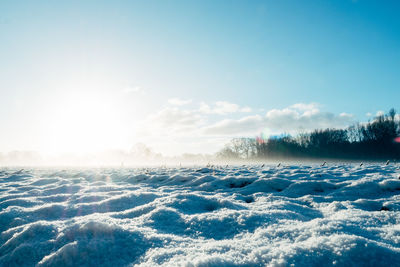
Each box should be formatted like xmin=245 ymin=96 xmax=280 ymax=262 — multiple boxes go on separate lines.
xmin=39 ymin=91 xmax=128 ymax=154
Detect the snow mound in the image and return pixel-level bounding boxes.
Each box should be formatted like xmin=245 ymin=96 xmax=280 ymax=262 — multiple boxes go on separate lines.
xmin=1 ymin=164 xmax=400 ymax=266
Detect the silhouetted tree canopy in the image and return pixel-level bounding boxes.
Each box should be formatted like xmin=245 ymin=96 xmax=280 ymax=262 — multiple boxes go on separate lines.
xmin=218 ymin=109 xmax=400 ymax=160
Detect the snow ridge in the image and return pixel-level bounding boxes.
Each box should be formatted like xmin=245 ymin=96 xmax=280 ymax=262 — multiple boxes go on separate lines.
xmin=0 ymin=164 xmax=400 ymax=266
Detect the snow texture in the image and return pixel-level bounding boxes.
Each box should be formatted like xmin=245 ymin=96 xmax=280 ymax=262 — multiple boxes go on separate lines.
xmin=1 ymin=164 xmax=400 ymax=266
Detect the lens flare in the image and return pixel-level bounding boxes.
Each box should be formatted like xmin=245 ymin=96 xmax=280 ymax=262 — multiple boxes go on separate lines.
xmin=394 ymin=137 xmax=400 ymax=143
xmin=256 ymin=136 xmax=265 ymax=144
xmin=256 ymin=132 xmax=269 ymax=144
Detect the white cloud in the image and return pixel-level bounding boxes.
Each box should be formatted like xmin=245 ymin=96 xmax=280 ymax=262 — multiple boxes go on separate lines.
xmin=203 ymin=115 xmax=263 ymax=135
xmin=289 ymin=103 xmax=319 ymax=111
xmin=123 ymin=86 xmax=144 ymax=94
xmin=199 ymin=102 xmax=212 ymax=114
xmin=203 ymin=103 xmax=354 ymax=136
xmin=213 ymin=101 xmax=240 ymax=114
xmin=240 ymin=107 xmax=252 ymax=113
xmin=145 ymin=107 xmax=204 ymax=135
xmin=138 ymin=100 xmax=253 ymax=143
xmin=168 ymin=98 xmax=192 ymax=106
xmin=136 ymin=101 xmax=355 ymax=154
xmin=199 ymin=101 xmax=250 ymax=115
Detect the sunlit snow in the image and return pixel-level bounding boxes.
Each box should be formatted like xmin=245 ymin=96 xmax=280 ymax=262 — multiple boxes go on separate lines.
xmin=1 ymin=164 xmax=400 ymax=266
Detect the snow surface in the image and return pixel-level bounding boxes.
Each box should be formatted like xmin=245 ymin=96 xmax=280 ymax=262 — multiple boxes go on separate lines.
xmin=1 ymin=164 xmax=400 ymax=266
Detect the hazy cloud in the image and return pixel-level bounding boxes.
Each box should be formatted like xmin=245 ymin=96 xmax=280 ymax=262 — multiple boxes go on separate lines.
xmin=141 ymin=102 xmax=355 ymax=142
xmin=123 ymin=86 xmax=144 ymax=94
xmin=199 ymin=101 xmax=251 ymax=115
xmin=128 ymin=101 xmax=359 ymax=155
xmin=289 ymin=103 xmax=319 ymax=111
xmin=203 ymin=115 xmax=263 ymax=135
xmin=141 ymin=100 xmax=252 ymax=138
xmin=145 ymin=107 xmax=204 ymax=134
xmin=168 ymin=98 xmax=192 ymax=106
xmin=240 ymin=106 xmax=252 ymax=113
xmin=203 ymin=103 xmax=354 ymax=136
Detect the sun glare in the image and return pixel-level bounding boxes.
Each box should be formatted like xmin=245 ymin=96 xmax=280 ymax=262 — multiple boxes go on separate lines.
xmin=40 ymin=91 xmax=128 ymax=154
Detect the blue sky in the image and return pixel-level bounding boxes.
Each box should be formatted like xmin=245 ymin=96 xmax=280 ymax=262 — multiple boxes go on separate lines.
xmin=0 ymin=0 xmax=399 ymax=155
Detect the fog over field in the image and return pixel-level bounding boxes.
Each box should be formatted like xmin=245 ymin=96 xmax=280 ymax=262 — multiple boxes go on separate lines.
xmin=1 ymin=164 xmax=400 ymax=266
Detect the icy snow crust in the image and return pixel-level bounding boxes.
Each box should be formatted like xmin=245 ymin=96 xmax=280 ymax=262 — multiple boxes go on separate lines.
xmin=1 ymin=164 xmax=400 ymax=266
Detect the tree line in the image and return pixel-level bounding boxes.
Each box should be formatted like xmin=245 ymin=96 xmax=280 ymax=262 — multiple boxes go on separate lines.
xmin=217 ymin=108 xmax=400 ymax=160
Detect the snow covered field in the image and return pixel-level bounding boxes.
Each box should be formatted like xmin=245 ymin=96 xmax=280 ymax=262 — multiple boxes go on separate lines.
xmin=1 ymin=164 xmax=400 ymax=266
